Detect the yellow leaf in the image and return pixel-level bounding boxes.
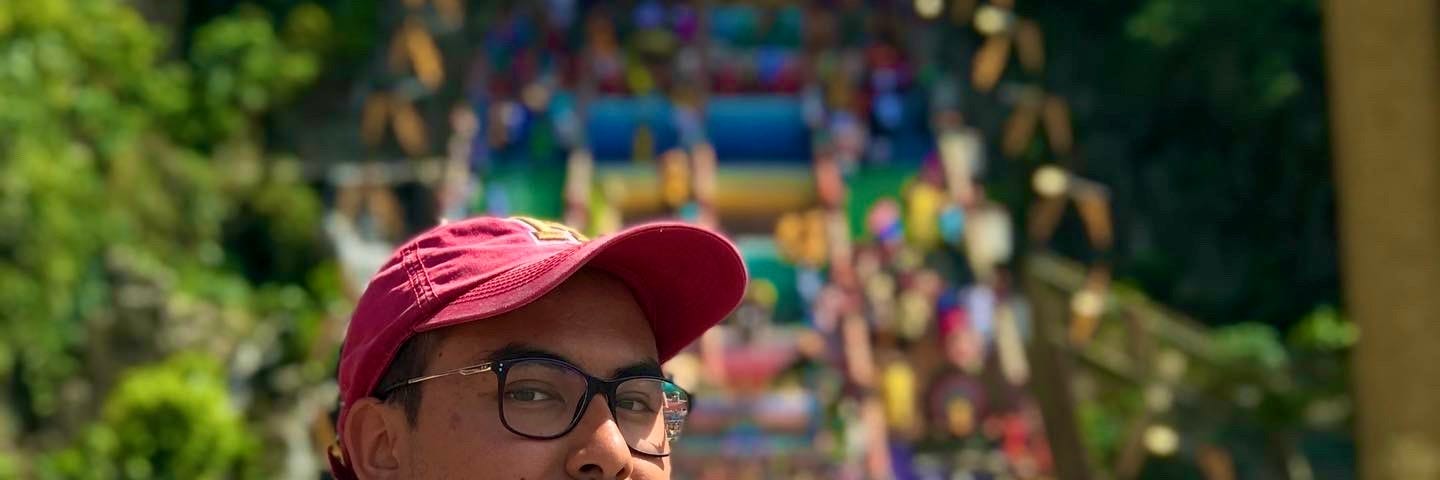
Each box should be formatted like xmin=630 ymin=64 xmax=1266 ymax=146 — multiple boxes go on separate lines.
xmin=1043 ymin=95 xmax=1074 ymax=155
xmin=1075 ymin=188 xmax=1114 ymax=250
xmin=1027 ymin=195 xmax=1066 ymax=243
xmin=1002 ymin=99 xmax=1040 ymax=157
xmin=971 ymin=36 xmax=1011 ymax=93
xmin=1016 ymin=19 xmax=1045 ymax=74
xmin=360 ymin=93 xmax=390 ymax=148
xmin=404 ymin=22 xmax=444 ymax=90
xmin=392 ymin=98 xmax=429 ymax=156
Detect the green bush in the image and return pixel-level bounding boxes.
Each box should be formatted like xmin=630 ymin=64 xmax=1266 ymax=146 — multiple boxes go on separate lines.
xmin=35 ymin=356 xmax=257 ymax=480
xmin=0 ymin=0 xmax=338 ymax=476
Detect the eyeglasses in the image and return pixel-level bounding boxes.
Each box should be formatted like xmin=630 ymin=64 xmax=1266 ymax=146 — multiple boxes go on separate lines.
xmin=381 ymin=357 xmax=690 ymax=456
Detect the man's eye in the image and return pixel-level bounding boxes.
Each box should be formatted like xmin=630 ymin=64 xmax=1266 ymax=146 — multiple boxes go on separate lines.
xmin=506 ymin=389 xmax=556 ymax=402
xmin=616 ymin=398 xmax=656 ymax=413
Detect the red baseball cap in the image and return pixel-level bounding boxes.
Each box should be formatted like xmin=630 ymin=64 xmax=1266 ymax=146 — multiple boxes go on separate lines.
xmin=328 ymin=216 xmax=747 ymax=478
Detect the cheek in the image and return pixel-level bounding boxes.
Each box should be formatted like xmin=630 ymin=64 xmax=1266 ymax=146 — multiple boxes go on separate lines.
xmin=630 ymin=455 xmax=670 ymax=479
xmin=408 ymin=390 xmax=570 ymax=477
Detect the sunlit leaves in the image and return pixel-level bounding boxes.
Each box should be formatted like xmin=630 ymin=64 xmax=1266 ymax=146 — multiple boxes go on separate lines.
xmin=183 ymin=9 xmax=324 ymax=144
xmin=35 ymin=355 xmax=258 ymax=480
xmin=1289 ymin=306 xmax=1356 ymax=353
xmin=0 ymin=1 xmax=338 ymax=476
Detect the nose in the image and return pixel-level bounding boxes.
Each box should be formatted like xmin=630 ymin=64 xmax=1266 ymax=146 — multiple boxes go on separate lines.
xmin=565 ymin=395 xmax=634 ymax=479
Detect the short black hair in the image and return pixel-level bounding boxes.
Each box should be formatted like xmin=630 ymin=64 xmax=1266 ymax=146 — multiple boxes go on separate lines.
xmin=373 ymin=330 xmax=442 ymax=426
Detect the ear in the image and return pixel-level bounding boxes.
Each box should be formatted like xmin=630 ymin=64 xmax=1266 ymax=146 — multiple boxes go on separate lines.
xmin=341 ymin=397 xmax=407 ymax=480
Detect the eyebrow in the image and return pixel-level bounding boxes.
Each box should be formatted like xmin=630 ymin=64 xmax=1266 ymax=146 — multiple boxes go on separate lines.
xmin=484 ymin=342 xmax=664 ymax=379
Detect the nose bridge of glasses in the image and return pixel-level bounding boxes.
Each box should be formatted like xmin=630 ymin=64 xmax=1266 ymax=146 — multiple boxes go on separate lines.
xmin=585 ymin=377 xmax=651 ymax=425
xmin=574 ymin=386 xmax=627 ymax=439
xmin=595 ymin=376 xmax=621 ymax=400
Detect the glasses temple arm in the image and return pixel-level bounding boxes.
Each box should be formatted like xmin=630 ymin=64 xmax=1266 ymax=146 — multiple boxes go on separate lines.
xmin=380 ymin=362 xmax=494 ymax=395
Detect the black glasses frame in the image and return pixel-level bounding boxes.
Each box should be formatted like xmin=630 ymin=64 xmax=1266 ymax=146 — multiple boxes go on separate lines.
xmin=381 ymin=356 xmax=688 ymax=456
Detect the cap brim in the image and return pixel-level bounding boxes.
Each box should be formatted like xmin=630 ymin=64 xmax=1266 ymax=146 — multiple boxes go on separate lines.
xmin=416 ymin=222 xmax=748 ymax=361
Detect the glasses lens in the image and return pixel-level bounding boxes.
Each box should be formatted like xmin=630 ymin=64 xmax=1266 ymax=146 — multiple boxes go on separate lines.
xmin=613 ymin=378 xmax=689 ymax=455
xmin=500 ymin=360 xmax=588 ymax=438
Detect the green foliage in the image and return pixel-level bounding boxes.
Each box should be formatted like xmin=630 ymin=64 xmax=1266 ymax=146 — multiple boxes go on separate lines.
xmin=0 ymin=452 xmax=19 ymax=480
xmin=1212 ymin=322 xmax=1289 ymax=371
xmin=1196 ymin=312 xmax=1354 ymax=438
xmin=1125 ymin=0 xmax=1316 ymax=113
xmin=0 ymin=0 xmax=339 ymax=476
xmin=1032 ymin=0 xmax=1336 ymax=327
xmin=282 ymin=3 xmax=334 ymax=53
xmin=1078 ymin=387 xmax=1142 ymax=471
xmin=1289 ymin=305 xmax=1357 ymax=353
xmin=223 ymin=158 xmax=331 ymax=285
xmin=35 ymin=355 xmax=257 ymax=480
xmin=180 ymin=6 xmax=325 ymax=145
xmin=1 ymin=0 xmax=200 ymax=422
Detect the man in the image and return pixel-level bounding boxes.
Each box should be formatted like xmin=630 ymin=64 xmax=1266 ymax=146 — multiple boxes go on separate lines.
xmin=329 ymin=216 xmax=747 ymax=479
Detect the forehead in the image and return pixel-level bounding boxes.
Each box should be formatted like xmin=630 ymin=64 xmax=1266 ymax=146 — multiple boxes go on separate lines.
xmin=427 ymin=269 xmax=658 ymax=374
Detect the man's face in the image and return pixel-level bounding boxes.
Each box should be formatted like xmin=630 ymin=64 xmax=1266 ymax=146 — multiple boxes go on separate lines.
xmin=345 ymin=269 xmax=667 ymax=479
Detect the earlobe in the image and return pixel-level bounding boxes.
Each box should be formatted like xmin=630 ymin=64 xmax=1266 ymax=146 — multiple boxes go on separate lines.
xmin=341 ymin=398 xmax=405 ymax=479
